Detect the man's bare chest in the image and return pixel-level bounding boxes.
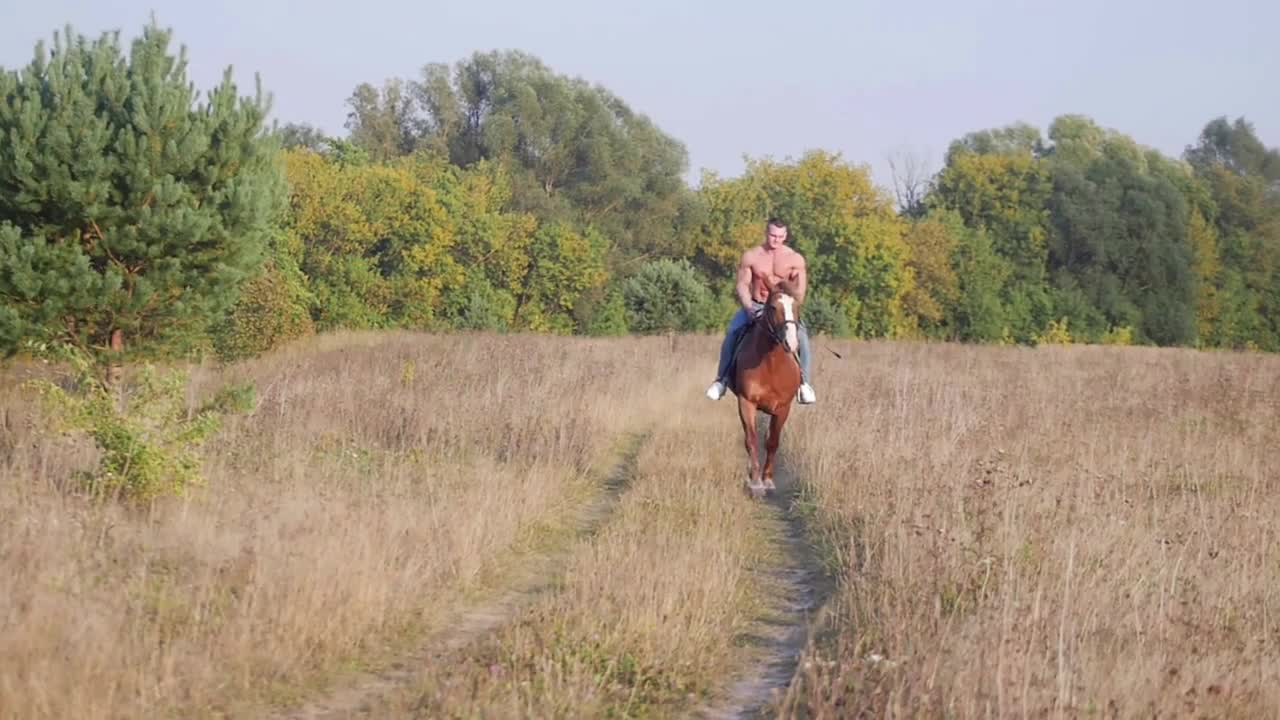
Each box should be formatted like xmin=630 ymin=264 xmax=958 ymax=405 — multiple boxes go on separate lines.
xmin=749 ymin=252 xmax=798 ymax=281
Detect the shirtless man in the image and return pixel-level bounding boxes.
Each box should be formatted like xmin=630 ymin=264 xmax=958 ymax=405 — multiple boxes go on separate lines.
xmin=705 ymin=217 xmax=816 ymax=404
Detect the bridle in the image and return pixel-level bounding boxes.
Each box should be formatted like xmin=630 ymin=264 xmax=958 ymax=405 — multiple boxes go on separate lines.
xmin=759 ymin=294 xmax=800 ymax=354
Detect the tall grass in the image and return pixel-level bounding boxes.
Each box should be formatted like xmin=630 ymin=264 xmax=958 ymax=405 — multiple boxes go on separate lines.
xmin=361 ymin=365 xmax=786 ymax=718
xmin=0 ymin=332 xmax=686 ymax=719
xmin=4 ymin=332 xmax=1277 ymax=719
xmin=780 ymin=341 xmax=1280 ymax=718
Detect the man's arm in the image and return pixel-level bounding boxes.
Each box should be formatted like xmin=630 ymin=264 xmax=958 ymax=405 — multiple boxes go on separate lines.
xmin=789 ymin=255 xmax=808 ymax=304
xmin=735 ymin=251 xmax=755 ymax=312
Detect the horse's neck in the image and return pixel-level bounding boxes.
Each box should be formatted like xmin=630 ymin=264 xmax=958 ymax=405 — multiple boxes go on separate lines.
xmin=747 ymin=324 xmax=783 ymax=356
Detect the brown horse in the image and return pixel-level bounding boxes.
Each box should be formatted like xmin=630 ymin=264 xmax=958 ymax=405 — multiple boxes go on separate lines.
xmin=729 ymin=276 xmax=803 ymax=498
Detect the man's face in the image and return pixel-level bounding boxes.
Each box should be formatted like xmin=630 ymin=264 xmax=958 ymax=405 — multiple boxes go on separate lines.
xmin=765 ymin=224 xmax=787 ymax=250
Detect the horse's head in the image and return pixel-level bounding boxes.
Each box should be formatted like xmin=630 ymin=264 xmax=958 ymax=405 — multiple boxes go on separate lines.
xmin=760 ymin=277 xmax=801 ymax=355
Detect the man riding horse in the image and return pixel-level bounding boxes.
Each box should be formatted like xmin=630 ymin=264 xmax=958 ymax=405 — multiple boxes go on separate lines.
xmin=705 ymin=217 xmax=816 ymax=405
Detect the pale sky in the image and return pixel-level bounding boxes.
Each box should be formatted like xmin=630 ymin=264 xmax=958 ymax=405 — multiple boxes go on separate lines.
xmin=3 ymin=0 xmax=1276 ymax=190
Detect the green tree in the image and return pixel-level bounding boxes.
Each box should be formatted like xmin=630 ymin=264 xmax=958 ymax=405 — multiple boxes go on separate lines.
xmin=344 ymin=78 xmax=419 ymax=163
xmin=1186 ymin=116 xmax=1280 ymax=180
xmin=1044 ymin=118 xmax=1197 ymax=345
xmin=581 ymin=284 xmax=629 ymax=336
xmin=929 ymin=140 xmax=1054 ymax=342
xmin=1184 ymin=116 xmax=1280 ymax=350
xmin=950 ymin=224 xmax=1011 ymax=342
xmin=276 ymin=121 xmax=329 ymax=151
xmin=413 ymin=51 xmax=692 ymax=265
xmin=946 ymin=121 xmax=1045 ymax=163
xmin=444 ymin=271 xmax=516 ymax=332
xmin=0 ymin=21 xmax=284 ymax=368
xmin=797 ymin=291 xmax=849 ymax=336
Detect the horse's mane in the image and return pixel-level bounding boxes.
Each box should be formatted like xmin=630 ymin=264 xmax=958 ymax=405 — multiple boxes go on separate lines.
xmin=771 ymin=280 xmax=800 ymax=301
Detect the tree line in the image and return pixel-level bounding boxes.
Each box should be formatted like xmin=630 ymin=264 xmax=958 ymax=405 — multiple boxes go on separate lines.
xmin=2 ymin=20 xmax=1277 ymax=369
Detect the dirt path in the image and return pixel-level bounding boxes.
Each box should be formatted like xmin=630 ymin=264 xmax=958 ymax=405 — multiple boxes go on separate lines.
xmin=698 ymin=459 xmax=836 ymax=720
xmin=261 ymin=431 xmax=648 ymax=720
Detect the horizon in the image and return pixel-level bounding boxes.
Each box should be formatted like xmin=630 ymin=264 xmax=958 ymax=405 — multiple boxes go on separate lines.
xmin=2 ymin=0 xmax=1276 ymax=191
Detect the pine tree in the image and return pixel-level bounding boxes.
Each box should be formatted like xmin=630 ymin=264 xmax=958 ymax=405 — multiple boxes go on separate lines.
xmin=0 ymin=20 xmax=284 ymax=367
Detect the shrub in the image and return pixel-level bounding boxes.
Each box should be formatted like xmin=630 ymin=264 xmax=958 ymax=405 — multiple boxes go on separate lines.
xmin=1036 ymin=317 xmax=1073 ymax=345
xmin=622 ymin=259 xmax=714 ymax=333
xmin=582 ymin=286 xmax=630 ymax=336
xmin=1100 ymin=325 xmax=1135 ymax=346
xmin=213 ymin=256 xmax=316 ymax=361
xmin=800 ymin=292 xmax=849 ymax=337
xmin=25 ymin=345 xmax=254 ymax=503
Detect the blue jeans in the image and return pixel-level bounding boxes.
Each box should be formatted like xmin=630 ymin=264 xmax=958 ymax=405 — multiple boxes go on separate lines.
xmin=716 ymin=302 xmax=810 ymax=383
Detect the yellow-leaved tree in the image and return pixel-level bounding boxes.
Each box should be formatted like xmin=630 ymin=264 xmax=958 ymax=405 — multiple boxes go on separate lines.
xmin=283 ymin=148 xmax=462 ymax=330
xmin=694 ymin=151 xmax=914 ymax=337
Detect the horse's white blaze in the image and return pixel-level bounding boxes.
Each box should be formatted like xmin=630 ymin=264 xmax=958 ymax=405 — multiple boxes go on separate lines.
xmin=779 ymin=294 xmax=798 ymax=352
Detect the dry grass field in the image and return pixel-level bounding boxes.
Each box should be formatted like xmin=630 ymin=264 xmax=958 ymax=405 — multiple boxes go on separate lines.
xmin=780 ymin=341 xmax=1280 ymax=718
xmin=1 ymin=331 xmax=1277 ymax=719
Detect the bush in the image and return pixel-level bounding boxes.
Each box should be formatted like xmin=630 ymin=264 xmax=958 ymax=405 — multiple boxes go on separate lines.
xmin=446 ymin=276 xmax=516 ymax=332
xmin=622 ymin=259 xmax=715 ymax=333
xmin=309 ymin=256 xmax=395 ymax=331
xmin=25 ymin=345 xmax=254 ymax=503
xmin=1100 ymin=325 xmax=1134 ymax=345
xmin=800 ymin=292 xmax=849 ymax=336
xmin=213 ymin=256 xmax=316 ymax=361
xmin=581 ymin=287 xmax=629 ymax=336
xmin=1036 ymin=317 xmax=1073 ymax=345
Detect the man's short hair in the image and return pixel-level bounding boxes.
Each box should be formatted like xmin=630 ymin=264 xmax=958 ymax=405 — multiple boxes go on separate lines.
xmin=767 ymin=217 xmax=787 ymax=230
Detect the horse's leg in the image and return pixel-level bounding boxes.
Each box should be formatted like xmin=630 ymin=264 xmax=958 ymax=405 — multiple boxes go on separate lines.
xmin=762 ymin=403 xmax=790 ymax=494
xmin=737 ymin=396 xmax=763 ymax=497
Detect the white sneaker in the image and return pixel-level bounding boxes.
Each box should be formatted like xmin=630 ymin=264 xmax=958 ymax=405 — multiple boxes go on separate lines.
xmin=798 ymin=383 xmax=816 ymax=404
xmin=705 ymin=380 xmax=727 ymax=400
